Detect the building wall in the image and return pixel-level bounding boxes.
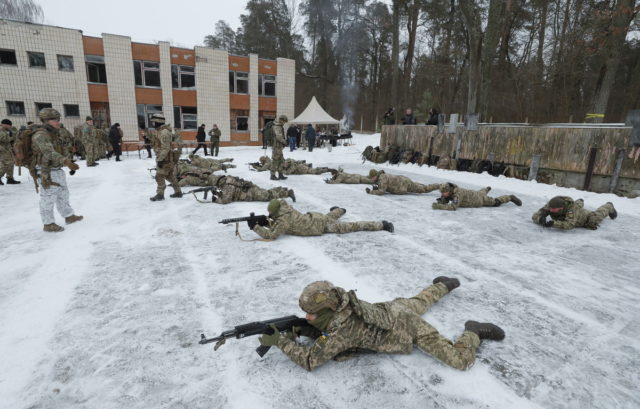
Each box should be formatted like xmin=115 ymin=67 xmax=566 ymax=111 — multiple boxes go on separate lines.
xmin=0 ymin=20 xmax=90 ymax=129
xmin=102 ymin=34 xmax=138 ymax=141
xmin=195 ymin=47 xmax=231 ymax=143
xmin=249 ymin=54 xmax=259 ymax=142
xmin=157 ymin=41 xmax=174 ymax=126
xmin=276 ymin=57 xmax=295 ymax=122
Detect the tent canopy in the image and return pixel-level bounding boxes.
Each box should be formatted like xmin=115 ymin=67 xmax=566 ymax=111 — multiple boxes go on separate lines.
xmin=290 ymin=96 xmax=340 ymax=125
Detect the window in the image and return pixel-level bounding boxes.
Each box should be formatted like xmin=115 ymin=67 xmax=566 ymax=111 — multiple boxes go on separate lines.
xmin=259 ymin=74 xmax=276 ymax=96
xmin=6 ymin=101 xmax=25 ymax=115
xmin=134 ymin=60 xmax=161 ymax=87
xmin=27 ymin=51 xmax=46 ymax=68
xmin=171 ymin=64 xmax=195 ymax=88
xmin=63 ymin=104 xmax=80 ymax=117
xmin=0 ymin=49 xmax=17 ymax=65
xmin=57 ymin=55 xmax=74 ymax=71
xmin=229 ymin=71 xmax=248 ymax=94
xmin=236 ymin=116 xmax=249 ymax=131
xmin=137 ymin=104 xmax=163 ymax=129
xmin=173 ymin=106 xmax=197 ymax=130
xmin=35 ymin=102 xmax=52 ymax=112
xmin=86 ymin=55 xmax=107 ymax=84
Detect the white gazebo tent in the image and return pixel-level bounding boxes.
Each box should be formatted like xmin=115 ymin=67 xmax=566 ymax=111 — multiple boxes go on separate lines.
xmin=289 ymin=96 xmax=340 ymax=125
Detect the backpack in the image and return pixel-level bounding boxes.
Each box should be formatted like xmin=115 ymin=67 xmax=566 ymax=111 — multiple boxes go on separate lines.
xmin=263 ymin=121 xmax=274 ymax=146
xmin=14 ymin=127 xmax=38 ymax=168
xmin=362 ymin=145 xmax=374 ymax=162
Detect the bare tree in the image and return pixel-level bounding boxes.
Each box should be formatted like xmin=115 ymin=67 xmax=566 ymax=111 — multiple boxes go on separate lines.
xmin=0 ymin=0 xmax=43 ymax=23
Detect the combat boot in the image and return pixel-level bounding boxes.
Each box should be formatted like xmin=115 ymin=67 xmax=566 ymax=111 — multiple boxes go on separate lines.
xmin=288 ymin=189 xmax=296 ymax=202
xmin=43 ymin=223 xmax=64 ymax=233
xmin=150 ymin=193 xmax=164 ymax=201
xmin=382 ymin=221 xmax=394 ymax=233
xmin=432 ymin=276 xmax=460 ymax=292
xmin=329 ymin=206 xmax=346 ymax=214
xmin=170 ymin=192 xmax=183 ymax=198
xmin=607 ymin=202 xmax=617 ymax=219
xmin=278 ymin=172 xmax=288 ymax=180
xmin=493 ymin=199 xmax=502 ymax=207
xmin=464 ymin=321 xmax=505 ymax=341
xmin=270 ymin=173 xmax=278 ymax=180
xmin=6 ymin=177 xmax=20 ymax=184
xmin=65 ymin=215 xmax=84 ymax=224
xmin=510 ymin=195 xmax=522 ymax=206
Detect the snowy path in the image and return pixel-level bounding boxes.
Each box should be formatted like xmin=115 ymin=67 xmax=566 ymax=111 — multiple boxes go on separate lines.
xmin=0 ymin=133 xmax=638 ymax=409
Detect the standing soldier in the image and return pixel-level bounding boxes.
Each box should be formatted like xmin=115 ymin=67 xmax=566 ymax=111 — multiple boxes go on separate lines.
xmin=249 ymin=199 xmax=394 ymax=240
xmin=58 ymin=124 xmax=76 ymax=161
xmin=81 ymin=116 xmax=98 ymax=167
xmin=208 ymin=124 xmax=221 ymax=157
xmin=0 ymin=119 xmax=20 ymax=185
xmin=31 ymin=108 xmax=83 ymax=232
xmin=257 ymin=279 xmax=505 ymax=371
xmin=532 ymin=196 xmax=617 ymax=230
xmin=149 ymin=113 xmax=182 ymax=201
xmin=432 ymin=183 xmax=522 ymax=210
xmin=366 ymin=170 xmax=439 ymax=195
xmin=270 ymin=115 xmax=288 ymax=180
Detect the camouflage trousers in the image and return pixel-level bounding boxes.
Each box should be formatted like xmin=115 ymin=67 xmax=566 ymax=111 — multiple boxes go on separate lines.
xmin=216 ymin=185 xmax=289 ymax=204
xmin=392 ymin=283 xmax=480 ymax=370
xmin=588 ymin=203 xmax=614 ymax=226
xmin=408 ymin=182 xmax=439 ymax=193
xmin=85 ymin=143 xmax=96 ymax=166
xmin=156 ymin=163 xmax=181 ymax=195
xmin=271 ymin=145 xmax=285 ymax=176
xmin=178 ymin=175 xmax=206 ymax=187
xmin=323 ymin=208 xmax=384 ymax=234
xmin=38 ymin=169 xmax=75 ymax=225
xmin=211 ymin=141 xmax=219 ymax=157
xmin=0 ymin=151 xmax=14 ymax=178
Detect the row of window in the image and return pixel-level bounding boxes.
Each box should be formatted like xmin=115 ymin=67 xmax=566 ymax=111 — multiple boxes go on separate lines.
xmin=135 ymin=104 xmax=253 ymax=132
xmin=0 ymin=49 xmax=74 ymax=71
xmin=228 ymin=72 xmax=276 ymax=96
xmin=5 ymin=101 xmax=80 ymax=117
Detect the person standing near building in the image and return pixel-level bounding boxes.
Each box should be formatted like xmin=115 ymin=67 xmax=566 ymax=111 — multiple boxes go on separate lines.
xmin=31 ymin=109 xmax=83 ymax=232
xmin=140 ymin=128 xmax=152 ymax=159
xmin=109 ymin=123 xmax=123 ymax=161
xmin=149 ymin=113 xmax=182 ymax=201
xmin=0 ymin=119 xmax=20 ymax=185
xmin=193 ymin=123 xmax=209 ymax=156
xmin=287 ymin=122 xmax=297 ymax=152
xmin=305 ymin=124 xmax=316 ymax=152
xmin=208 ymin=124 xmax=221 ymax=157
xmin=81 ymin=116 xmax=98 ymax=167
xmin=271 ymin=115 xmax=288 ymax=180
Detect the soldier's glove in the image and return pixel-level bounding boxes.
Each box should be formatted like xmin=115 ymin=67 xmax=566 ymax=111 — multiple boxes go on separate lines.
xmin=366 ymin=188 xmax=371 ymax=194
xmin=157 ymin=160 xmax=165 ymax=169
xmin=63 ymin=159 xmax=79 ymax=171
xmin=543 ymin=220 xmax=554 ymax=228
xmin=538 ymin=214 xmax=548 ymax=226
xmin=436 ymin=197 xmax=445 ymax=204
xmin=284 ymin=326 xmax=302 ymax=341
xmin=258 ymin=324 xmax=280 ymax=347
xmin=247 ymin=218 xmax=259 ymax=230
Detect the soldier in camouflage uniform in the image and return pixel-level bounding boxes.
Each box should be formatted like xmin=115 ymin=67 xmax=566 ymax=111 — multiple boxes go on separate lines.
xmin=282 ymin=160 xmax=331 ymax=175
xmin=31 ymin=109 xmax=83 ymax=232
xmin=251 ymin=200 xmax=394 ymax=240
xmin=58 ymin=124 xmax=76 ymax=161
xmin=0 ymin=119 xmax=20 ymax=184
xmin=176 ymin=161 xmax=214 ymax=187
xmin=149 ymin=113 xmax=182 ymax=201
xmin=80 ymin=116 xmax=98 ymax=167
xmin=188 ymin=153 xmax=235 ymax=172
xmin=432 ymin=183 xmax=522 ymax=210
xmin=270 ymin=115 xmax=288 ymax=180
xmin=532 ymin=196 xmax=617 ymax=230
xmin=366 ymin=170 xmax=439 ymax=195
xmin=258 ymin=278 xmax=505 ymax=371
xmin=208 ymin=124 xmax=221 ymax=157
xmin=324 ymin=169 xmax=373 ymax=184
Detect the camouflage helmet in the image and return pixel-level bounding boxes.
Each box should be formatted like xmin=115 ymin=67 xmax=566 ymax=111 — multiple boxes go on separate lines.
xmin=439 ymin=182 xmax=456 ymax=193
xmin=150 ymin=113 xmax=166 ymax=124
xmin=549 ymin=196 xmax=567 ymax=210
xmin=267 ymin=199 xmax=281 ymax=216
xmin=299 ymin=281 xmax=340 ymax=313
xmin=259 ymin=155 xmax=268 ymax=162
xmin=278 ymin=114 xmax=288 ymax=122
xmin=369 ymin=169 xmax=379 ymax=178
xmin=39 ymin=108 xmax=61 ymax=122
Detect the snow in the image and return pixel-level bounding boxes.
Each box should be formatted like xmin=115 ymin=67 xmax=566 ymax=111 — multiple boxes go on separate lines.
xmin=1 ymin=133 xmax=639 ymax=409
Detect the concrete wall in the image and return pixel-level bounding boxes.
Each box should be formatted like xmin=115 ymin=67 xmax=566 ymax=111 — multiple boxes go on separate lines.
xmin=195 ymin=47 xmax=230 ymax=141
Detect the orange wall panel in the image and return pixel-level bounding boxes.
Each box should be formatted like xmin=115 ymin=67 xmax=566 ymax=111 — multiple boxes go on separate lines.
xmin=131 ymin=43 xmax=160 ymax=61
xmin=173 ymin=90 xmax=197 ymax=106
xmin=230 ymin=94 xmax=250 ymax=109
xmin=170 ymin=47 xmax=195 ymax=66
xmin=180 ymin=131 xmax=197 ymax=140
xmin=135 ymin=88 xmax=163 ymax=105
xmin=259 ymin=97 xmax=277 ymax=111
xmin=229 ymin=55 xmax=250 ymax=72
xmin=259 ymin=59 xmax=277 ymax=75
xmin=88 ymin=84 xmax=109 ymax=103
xmin=83 ymin=36 xmax=104 ymax=56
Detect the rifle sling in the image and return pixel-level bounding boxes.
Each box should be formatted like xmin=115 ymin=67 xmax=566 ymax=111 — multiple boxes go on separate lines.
xmin=234 ymin=222 xmax=273 ymax=242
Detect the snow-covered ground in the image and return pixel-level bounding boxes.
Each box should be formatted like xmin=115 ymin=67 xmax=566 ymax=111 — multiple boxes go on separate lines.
xmin=1 ymin=133 xmax=639 ymax=409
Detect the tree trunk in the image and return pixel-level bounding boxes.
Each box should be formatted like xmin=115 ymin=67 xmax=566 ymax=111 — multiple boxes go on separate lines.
xmin=391 ymin=0 xmax=401 ymax=123
xmin=403 ymin=1 xmax=420 ymax=111
xmin=459 ymin=1 xmax=483 ymax=115
xmin=478 ymin=0 xmax=505 ymax=120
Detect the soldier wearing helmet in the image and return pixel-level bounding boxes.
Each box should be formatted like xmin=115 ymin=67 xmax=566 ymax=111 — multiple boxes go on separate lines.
xmin=149 ymin=113 xmax=183 ymax=201
xmin=249 ymin=199 xmax=394 ymax=240
xmin=365 ymin=169 xmax=439 ymax=195
xmin=31 ymin=108 xmax=83 ymax=232
xmin=432 ymin=182 xmax=522 ymax=210
xmin=0 ymin=118 xmax=20 ymax=185
xmin=269 ymin=114 xmax=289 ymax=181
xmin=258 ymin=278 xmax=505 ymax=371
xmin=81 ymin=115 xmax=98 ymax=167
xmin=532 ymin=196 xmax=617 ymax=230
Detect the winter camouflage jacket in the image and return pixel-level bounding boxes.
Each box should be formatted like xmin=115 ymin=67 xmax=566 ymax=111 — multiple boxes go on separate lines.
xmin=32 ymin=125 xmax=67 ymax=169
xmin=151 ymin=125 xmax=174 ymax=163
xmin=0 ymin=126 xmax=17 ymax=156
xmin=325 ymin=171 xmax=373 ymax=184
xmin=532 ymin=197 xmax=598 ymax=230
xmin=432 ymin=185 xmax=492 ymax=210
xmin=253 ymin=200 xmax=332 ymax=239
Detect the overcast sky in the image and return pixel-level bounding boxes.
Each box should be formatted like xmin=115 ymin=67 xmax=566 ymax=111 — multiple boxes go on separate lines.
xmin=38 ymin=0 xmax=249 ymax=48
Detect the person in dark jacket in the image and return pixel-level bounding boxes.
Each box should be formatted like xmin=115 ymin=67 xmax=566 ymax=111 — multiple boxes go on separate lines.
xmin=401 ymin=108 xmax=416 ymax=125
xmin=193 ymin=124 xmax=209 ymax=156
xmin=383 ymin=107 xmax=396 ymax=125
xmin=305 ymin=124 xmax=316 ymax=152
xmin=141 ymin=128 xmax=152 ymax=159
xmin=108 ymin=123 xmax=123 ymax=161
xmin=287 ymin=123 xmax=298 ymax=151
xmin=426 ymin=108 xmax=439 ymax=125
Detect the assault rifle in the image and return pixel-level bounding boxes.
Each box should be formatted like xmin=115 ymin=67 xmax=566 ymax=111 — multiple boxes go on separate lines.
xmin=219 ymin=212 xmax=269 ymax=228
xmin=187 ymin=186 xmax=220 ymax=203
xmin=200 ymin=315 xmax=310 ymax=357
